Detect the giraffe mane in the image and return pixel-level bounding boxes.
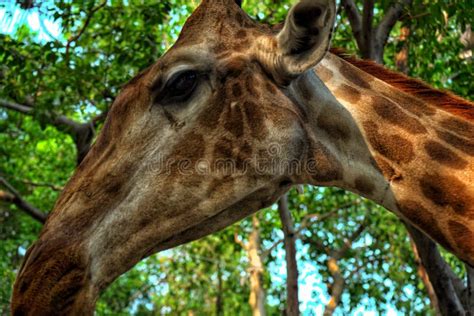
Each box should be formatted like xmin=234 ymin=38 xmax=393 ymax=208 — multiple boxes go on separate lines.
xmin=330 ymin=48 xmax=474 ymax=121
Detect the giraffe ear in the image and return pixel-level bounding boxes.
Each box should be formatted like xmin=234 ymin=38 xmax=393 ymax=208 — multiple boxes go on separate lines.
xmin=261 ymin=0 xmax=336 ymax=84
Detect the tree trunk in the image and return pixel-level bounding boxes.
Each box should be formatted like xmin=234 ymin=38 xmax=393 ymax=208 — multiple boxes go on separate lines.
xmin=405 ymin=224 xmax=466 ymax=315
xmin=408 ymin=233 xmax=441 ymax=315
xmin=278 ymin=194 xmax=299 ymax=316
xmin=248 ymin=214 xmax=266 ymax=316
xmin=464 ymin=265 xmax=474 ymax=312
xmin=323 ymin=257 xmax=345 ymax=316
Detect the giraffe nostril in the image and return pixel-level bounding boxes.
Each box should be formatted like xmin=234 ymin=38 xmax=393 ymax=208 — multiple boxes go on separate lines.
xmin=279 ymin=179 xmax=292 ymax=187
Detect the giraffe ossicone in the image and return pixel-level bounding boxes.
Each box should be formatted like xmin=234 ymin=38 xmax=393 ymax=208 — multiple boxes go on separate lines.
xmin=12 ymin=0 xmax=474 ymax=314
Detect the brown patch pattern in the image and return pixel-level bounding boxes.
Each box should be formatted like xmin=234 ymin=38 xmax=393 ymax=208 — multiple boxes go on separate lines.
xmin=243 ymin=101 xmax=267 ymax=140
xmin=170 ymin=131 xmax=205 ymax=163
xmin=384 ymin=90 xmax=436 ymax=117
xmin=363 ymin=121 xmax=415 ymax=164
xmin=315 ymin=65 xmax=334 ymax=82
xmin=437 ymin=130 xmax=474 ymax=156
xmin=448 ymin=220 xmax=474 ymax=261
xmin=398 ymin=200 xmax=452 ymax=250
xmin=339 ymin=60 xmax=372 ymax=89
xmin=310 ymin=142 xmax=343 ymax=182
xmin=372 ymin=155 xmax=398 ymax=180
xmin=316 ymin=106 xmax=351 ymax=140
xmin=371 ymin=95 xmax=427 ymax=134
xmin=440 ymin=117 xmax=474 ymax=139
xmin=223 ymin=103 xmax=244 ymax=137
xmin=264 ymin=81 xmax=277 ymax=95
xmin=334 ymin=83 xmax=361 ymax=104
xmin=231 ymin=82 xmax=243 ymax=98
xmin=236 ymin=29 xmax=247 ymax=39
xmin=420 ymin=173 xmax=473 ymax=217
xmin=424 ymin=140 xmax=468 ymax=169
xmin=244 ymin=74 xmax=260 ymax=98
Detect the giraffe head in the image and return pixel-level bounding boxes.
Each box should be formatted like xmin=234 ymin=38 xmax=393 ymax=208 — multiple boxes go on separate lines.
xmin=12 ymin=0 xmax=337 ymax=313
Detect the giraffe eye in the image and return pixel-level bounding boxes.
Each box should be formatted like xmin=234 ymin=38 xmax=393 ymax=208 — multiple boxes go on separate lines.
xmin=164 ymin=70 xmax=199 ymax=102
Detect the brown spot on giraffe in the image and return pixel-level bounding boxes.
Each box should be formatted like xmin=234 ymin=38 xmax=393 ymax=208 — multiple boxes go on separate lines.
xmin=243 ymin=100 xmax=268 ymax=140
xmin=198 ymin=93 xmax=225 ymax=129
xmin=448 ymin=220 xmax=474 ymax=260
xmin=363 ymin=121 xmax=415 ymax=164
xmin=170 ymin=131 xmax=206 ymax=162
xmin=354 ymin=175 xmax=375 ymax=195
xmin=213 ymin=138 xmax=233 ymax=160
xmin=420 ymin=173 xmax=474 ymax=218
xmin=244 ymin=73 xmax=261 ymax=98
xmin=371 ymin=95 xmax=427 ymax=134
xmin=333 ymin=83 xmax=361 ymax=104
xmin=218 ymin=57 xmax=246 ymax=79
xmin=316 ymin=65 xmax=333 ymax=82
xmin=424 ymin=140 xmax=468 ymax=169
xmin=316 ymin=105 xmax=351 ymax=140
xmin=371 ymin=155 xmax=401 ymax=181
xmin=339 ymin=61 xmax=372 ymax=89
xmin=398 ymin=200 xmax=452 ymax=251
xmin=389 ymin=92 xmax=437 ymax=117
xmin=223 ymin=105 xmax=244 ymax=137
xmin=440 ymin=117 xmax=474 ymax=139
xmin=236 ymin=29 xmax=247 ymax=39
xmin=310 ymin=142 xmax=343 ymax=182
xmin=436 ymin=130 xmax=474 ymax=156
xmin=231 ymin=82 xmax=243 ymax=98
xmin=233 ymin=39 xmax=250 ymax=52
xmin=264 ymin=81 xmax=277 ymax=95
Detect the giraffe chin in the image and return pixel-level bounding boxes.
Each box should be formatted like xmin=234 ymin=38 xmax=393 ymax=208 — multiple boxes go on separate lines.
xmin=152 ymin=182 xmax=293 ymax=254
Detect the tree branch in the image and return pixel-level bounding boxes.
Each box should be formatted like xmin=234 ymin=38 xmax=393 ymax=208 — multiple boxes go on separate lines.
xmin=16 ymin=179 xmax=63 ymax=192
xmin=234 ymin=229 xmax=248 ymax=251
xmin=361 ymin=0 xmax=374 ymax=58
xmin=0 ymin=98 xmax=32 ymax=114
xmin=408 ymin=233 xmax=440 ymax=314
xmin=464 ymin=265 xmax=474 ymax=311
xmin=375 ymin=0 xmax=413 ymax=52
xmin=404 ymin=223 xmax=465 ymax=315
xmin=341 ymin=0 xmax=363 ymax=48
xmin=65 ymin=1 xmax=107 ymax=60
xmin=334 ymin=220 xmax=366 ymax=260
xmin=0 ymin=98 xmax=105 ymax=164
xmin=278 ymin=194 xmax=299 ymax=316
xmin=324 ymin=257 xmax=345 ymax=316
xmin=262 ymin=202 xmax=354 ymax=259
xmin=0 ymin=177 xmax=47 ymax=223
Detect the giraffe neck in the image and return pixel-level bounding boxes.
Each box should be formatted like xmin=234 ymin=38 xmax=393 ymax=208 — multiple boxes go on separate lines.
xmin=293 ymin=53 xmax=474 ymax=265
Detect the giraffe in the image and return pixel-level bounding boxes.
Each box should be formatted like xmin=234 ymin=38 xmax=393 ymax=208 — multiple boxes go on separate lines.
xmin=11 ymin=0 xmax=474 ymax=314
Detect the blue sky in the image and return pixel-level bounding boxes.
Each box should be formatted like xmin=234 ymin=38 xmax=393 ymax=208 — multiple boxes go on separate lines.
xmin=0 ymin=2 xmax=61 ymax=42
